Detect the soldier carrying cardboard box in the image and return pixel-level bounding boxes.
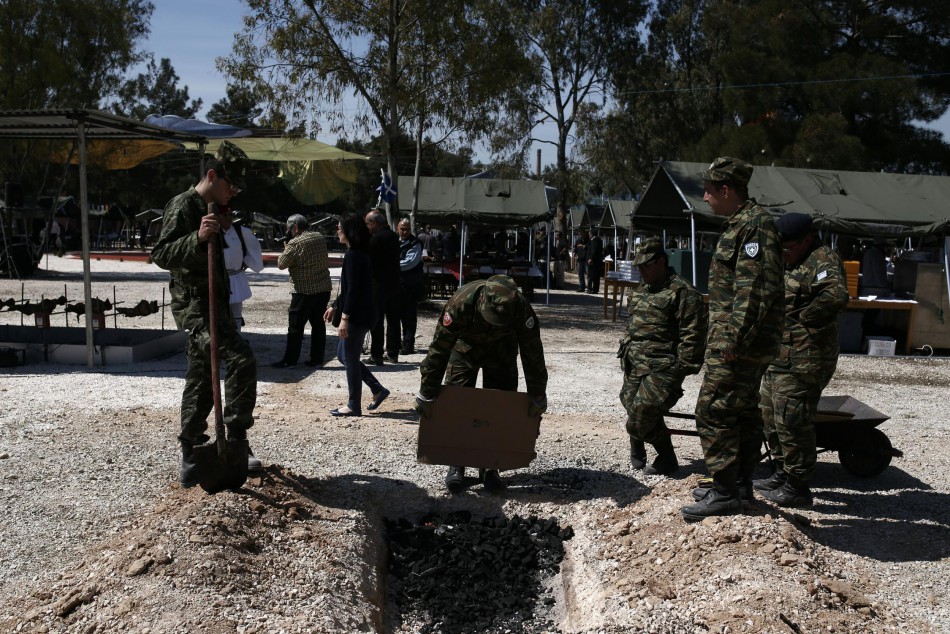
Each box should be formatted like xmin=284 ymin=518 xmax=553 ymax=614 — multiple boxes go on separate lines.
xmin=415 ymin=275 xmax=548 ymax=493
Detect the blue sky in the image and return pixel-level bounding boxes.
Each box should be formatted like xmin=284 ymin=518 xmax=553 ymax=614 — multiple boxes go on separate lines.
xmin=142 ymin=0 xmax=949 ymax=165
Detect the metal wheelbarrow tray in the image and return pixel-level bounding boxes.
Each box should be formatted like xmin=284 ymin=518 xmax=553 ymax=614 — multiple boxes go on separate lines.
xmin=667 ymin=394 xmax=902 ymax=477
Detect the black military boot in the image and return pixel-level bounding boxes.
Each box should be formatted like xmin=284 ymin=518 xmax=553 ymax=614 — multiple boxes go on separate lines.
xmin=681 ymin=473 xmax=742 ymax=522
xmin=643 ymin=436 xmax=678 ymax=476
xmin=179 ymin=434 xmax=209 ymax=488
xmin=691 ymin=476 xmax=754 ymax=508
xmin=753 ymin=462 xmax=787 ymax=492
xmin=479 ymin=468 xmax=506 ymax=493
xmin=629 ymin=437 xmax=647 ymax=470
xmin=761 ymin=479 xmax=813 ymax=508
xmin=228 ymin=427 xmax=262 ymax=471
xmin=445 ymin=466 xmax=466 ymax=493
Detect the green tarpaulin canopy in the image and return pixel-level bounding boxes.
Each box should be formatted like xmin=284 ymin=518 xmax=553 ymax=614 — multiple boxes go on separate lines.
xmin=604 ymin=199 xmax=635 ymax=231
xmin=182 ymin=137 xmax=368 ymax=162
xmin=634 ymin=161 xmax=950 ymax=239
xmin=398 ymin=176 xmax=550 ymax=227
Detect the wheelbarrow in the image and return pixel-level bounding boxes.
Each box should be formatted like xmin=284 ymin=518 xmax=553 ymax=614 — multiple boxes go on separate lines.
xmin=665 ymin=395 xmax=902 ymax=477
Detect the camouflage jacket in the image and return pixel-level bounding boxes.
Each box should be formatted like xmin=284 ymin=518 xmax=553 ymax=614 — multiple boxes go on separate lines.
xmin=419 ymin=280 xmax=547 ymax=398
xmin=771 ymin=244 xmax=849 ymax=373
xmin=707 ymin=199 xmax=784 ymax=362
xmin=151 ymin=187 xmax=229 ymax=304
xmin=619 ymin=269 xmax=707 ymax=378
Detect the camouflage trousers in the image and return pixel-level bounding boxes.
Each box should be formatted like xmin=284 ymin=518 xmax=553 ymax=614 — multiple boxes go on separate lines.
xmin=444 ymin=335 xmax=519 ymax=392
xmin=172 ymin=287 xmax=257 ymax=445
xmin=694 ymin=356 xmax=770 ymax=484
xmin=760 ymin=363 xmax=836 ymax=485
xmin=620 ymin=369 xmax=684 ymax=445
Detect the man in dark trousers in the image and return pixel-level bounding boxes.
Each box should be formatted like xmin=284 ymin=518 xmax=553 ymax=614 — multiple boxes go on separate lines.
xmin=271 ymin=214 xmax=332 ymax=368
xmin=574 ymin=230 xmax=588 ymax=292
xmin=587 ymin=232 xmax=605 ymax=294
xmin=397 ymin=218 xmax=425 ymax=354
xmin=364 ymin=209 xmax=402 ymax=364
xmin=151 ymin=141 xmax=261 ymax=486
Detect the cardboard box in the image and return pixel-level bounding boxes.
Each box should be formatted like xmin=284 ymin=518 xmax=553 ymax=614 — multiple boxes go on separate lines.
xmin=417 ymin=385 xmax=540 ymax=470
xmin=865 ymin=336 xmax=896 ymax=356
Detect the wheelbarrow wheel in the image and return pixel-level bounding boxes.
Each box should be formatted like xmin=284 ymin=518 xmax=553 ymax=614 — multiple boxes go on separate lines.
xmin=838 ymin=427 xmax=893 ymax=477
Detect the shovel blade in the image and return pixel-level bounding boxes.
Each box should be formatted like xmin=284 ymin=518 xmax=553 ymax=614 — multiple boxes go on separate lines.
xmin=193 ymin=438 xmax=250 ymax=494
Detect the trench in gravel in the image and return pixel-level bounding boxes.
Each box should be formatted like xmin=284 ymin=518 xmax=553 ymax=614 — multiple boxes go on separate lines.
xmin=357 ymin=500 xmax=586 ymax=633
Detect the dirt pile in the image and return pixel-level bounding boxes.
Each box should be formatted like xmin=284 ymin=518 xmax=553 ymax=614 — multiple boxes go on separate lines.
xmin=559 ymin=477 xmax=918 ymax=633
xmin=2 ymin=466 xmax=383 ymax=633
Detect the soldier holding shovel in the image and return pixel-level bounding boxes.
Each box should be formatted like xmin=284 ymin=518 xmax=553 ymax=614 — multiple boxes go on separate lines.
xmin=151 ymin=141 xmax=261 ymax=490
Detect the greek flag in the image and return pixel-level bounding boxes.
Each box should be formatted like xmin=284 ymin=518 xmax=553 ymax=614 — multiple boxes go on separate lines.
xmin=377 ymin=169 xmax=397 ymax=204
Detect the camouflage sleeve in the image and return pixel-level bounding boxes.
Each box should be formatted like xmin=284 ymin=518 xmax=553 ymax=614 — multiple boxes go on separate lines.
xmin=674 ymin=288 xmax=707 ymax=376
xmin=150 ymin=195 xmax=204 ymax=272
xmin=517 ymin=303 xmax=548 ymax=395
xmin=727 ymin=225 xmax=783 ymax=356
xmin=800 ymin=251 xmax=849 ymax=329
xmin=418 ymin=304 xmax=465 ymax=399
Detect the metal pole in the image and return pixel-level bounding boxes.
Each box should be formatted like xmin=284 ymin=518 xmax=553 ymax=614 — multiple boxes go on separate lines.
xmin=77 ymin=122 xmax=96 ymax=367
xmin=458 ymin=221 xmax=467 ymax=286
xmin=545 ymin=220 xmax=551 ymax=305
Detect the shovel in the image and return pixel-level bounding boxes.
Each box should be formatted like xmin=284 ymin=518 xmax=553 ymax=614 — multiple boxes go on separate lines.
xmin=193 ymin=203 xmax=249 ymax=493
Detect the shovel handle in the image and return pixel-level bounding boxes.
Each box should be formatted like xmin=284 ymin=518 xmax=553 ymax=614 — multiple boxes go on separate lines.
xmin=207 ymin=203 xmax=226 ymax=450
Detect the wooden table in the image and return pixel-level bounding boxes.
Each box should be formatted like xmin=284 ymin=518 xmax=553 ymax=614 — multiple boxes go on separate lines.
xmin=847 ymin=297 xmax=917 ymax=353
xmin=603 ymin=274 xmax=640 ymax=321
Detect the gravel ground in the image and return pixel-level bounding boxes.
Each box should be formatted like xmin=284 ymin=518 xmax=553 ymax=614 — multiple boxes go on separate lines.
xmin=0 ymin=253 xmax=948 ymax=633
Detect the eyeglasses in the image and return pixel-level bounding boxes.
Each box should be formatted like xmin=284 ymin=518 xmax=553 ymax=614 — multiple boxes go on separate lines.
xmin=221 ymin=176 xmax=241 ymax=194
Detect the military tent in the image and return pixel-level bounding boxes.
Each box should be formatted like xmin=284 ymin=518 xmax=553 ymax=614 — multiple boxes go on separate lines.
xmin=397 ymin=176 xmax=550 ymax=227
xmin=634 ymin=161 xmax=950 ymax=239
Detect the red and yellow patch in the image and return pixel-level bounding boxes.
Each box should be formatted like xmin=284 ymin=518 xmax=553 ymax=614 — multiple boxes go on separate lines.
xmin=442 ymin=312 xmax=453 ymax=327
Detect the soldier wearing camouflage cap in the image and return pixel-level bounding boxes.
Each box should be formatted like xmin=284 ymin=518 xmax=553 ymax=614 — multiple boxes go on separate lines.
xmin=416 ymin=275 xmax=548 ymax=493
xmin=680 ymin=157 xmax=784 ymax=522
xmin=151 ymin=139 xmax=261 ymax=488
xmin=756 ymin=213 xmax=849 ymax=508
xmin=619 ymin=237 xmax=706 ymax=476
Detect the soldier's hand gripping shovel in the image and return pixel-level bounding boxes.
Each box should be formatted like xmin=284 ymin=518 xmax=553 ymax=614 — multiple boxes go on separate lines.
xmin=193 ymin=203 xmax=249 ymax=493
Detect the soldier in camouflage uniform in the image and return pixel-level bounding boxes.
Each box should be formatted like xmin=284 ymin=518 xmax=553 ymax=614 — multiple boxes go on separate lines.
xmin=618 ymin=237 xmax=706 ymax=476
xmin=415 ymin=275 xmax=548 ymax=493
xmin=681 ymin=157 xmax=784 ymax=522
xmin=756 ymin=213 xmax=849 ymax=507
xmin=151 ymin=141 xmax=260 ymax=487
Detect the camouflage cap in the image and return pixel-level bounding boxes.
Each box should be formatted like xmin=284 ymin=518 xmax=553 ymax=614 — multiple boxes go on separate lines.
xmin=699 ymin=156 xmax=753 ymax=187
xmin=214 ymin=140 xmax=249 ymax=191
xmin=632 ymin=236 xmax=666 ymax=266
xmin=775 ymin=212 xmax=813 ymax=241
xmin=478 ymin=275 xmax=520 ymax=326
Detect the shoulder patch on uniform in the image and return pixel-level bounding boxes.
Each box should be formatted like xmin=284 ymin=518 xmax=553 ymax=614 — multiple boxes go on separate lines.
xmin=817 ymin=270 xmax=828 ymax=281
xmin=743 ymin=242 xmax=760 ymax=258
xmin=525 ymin=316 xmax=535 ymax=329
xmin=442 ymin=312 xmax=453 ymax=327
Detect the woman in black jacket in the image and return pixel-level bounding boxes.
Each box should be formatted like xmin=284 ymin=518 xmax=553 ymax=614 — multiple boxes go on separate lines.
xmin=323 ymin=214 xmax=390 ymax=416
